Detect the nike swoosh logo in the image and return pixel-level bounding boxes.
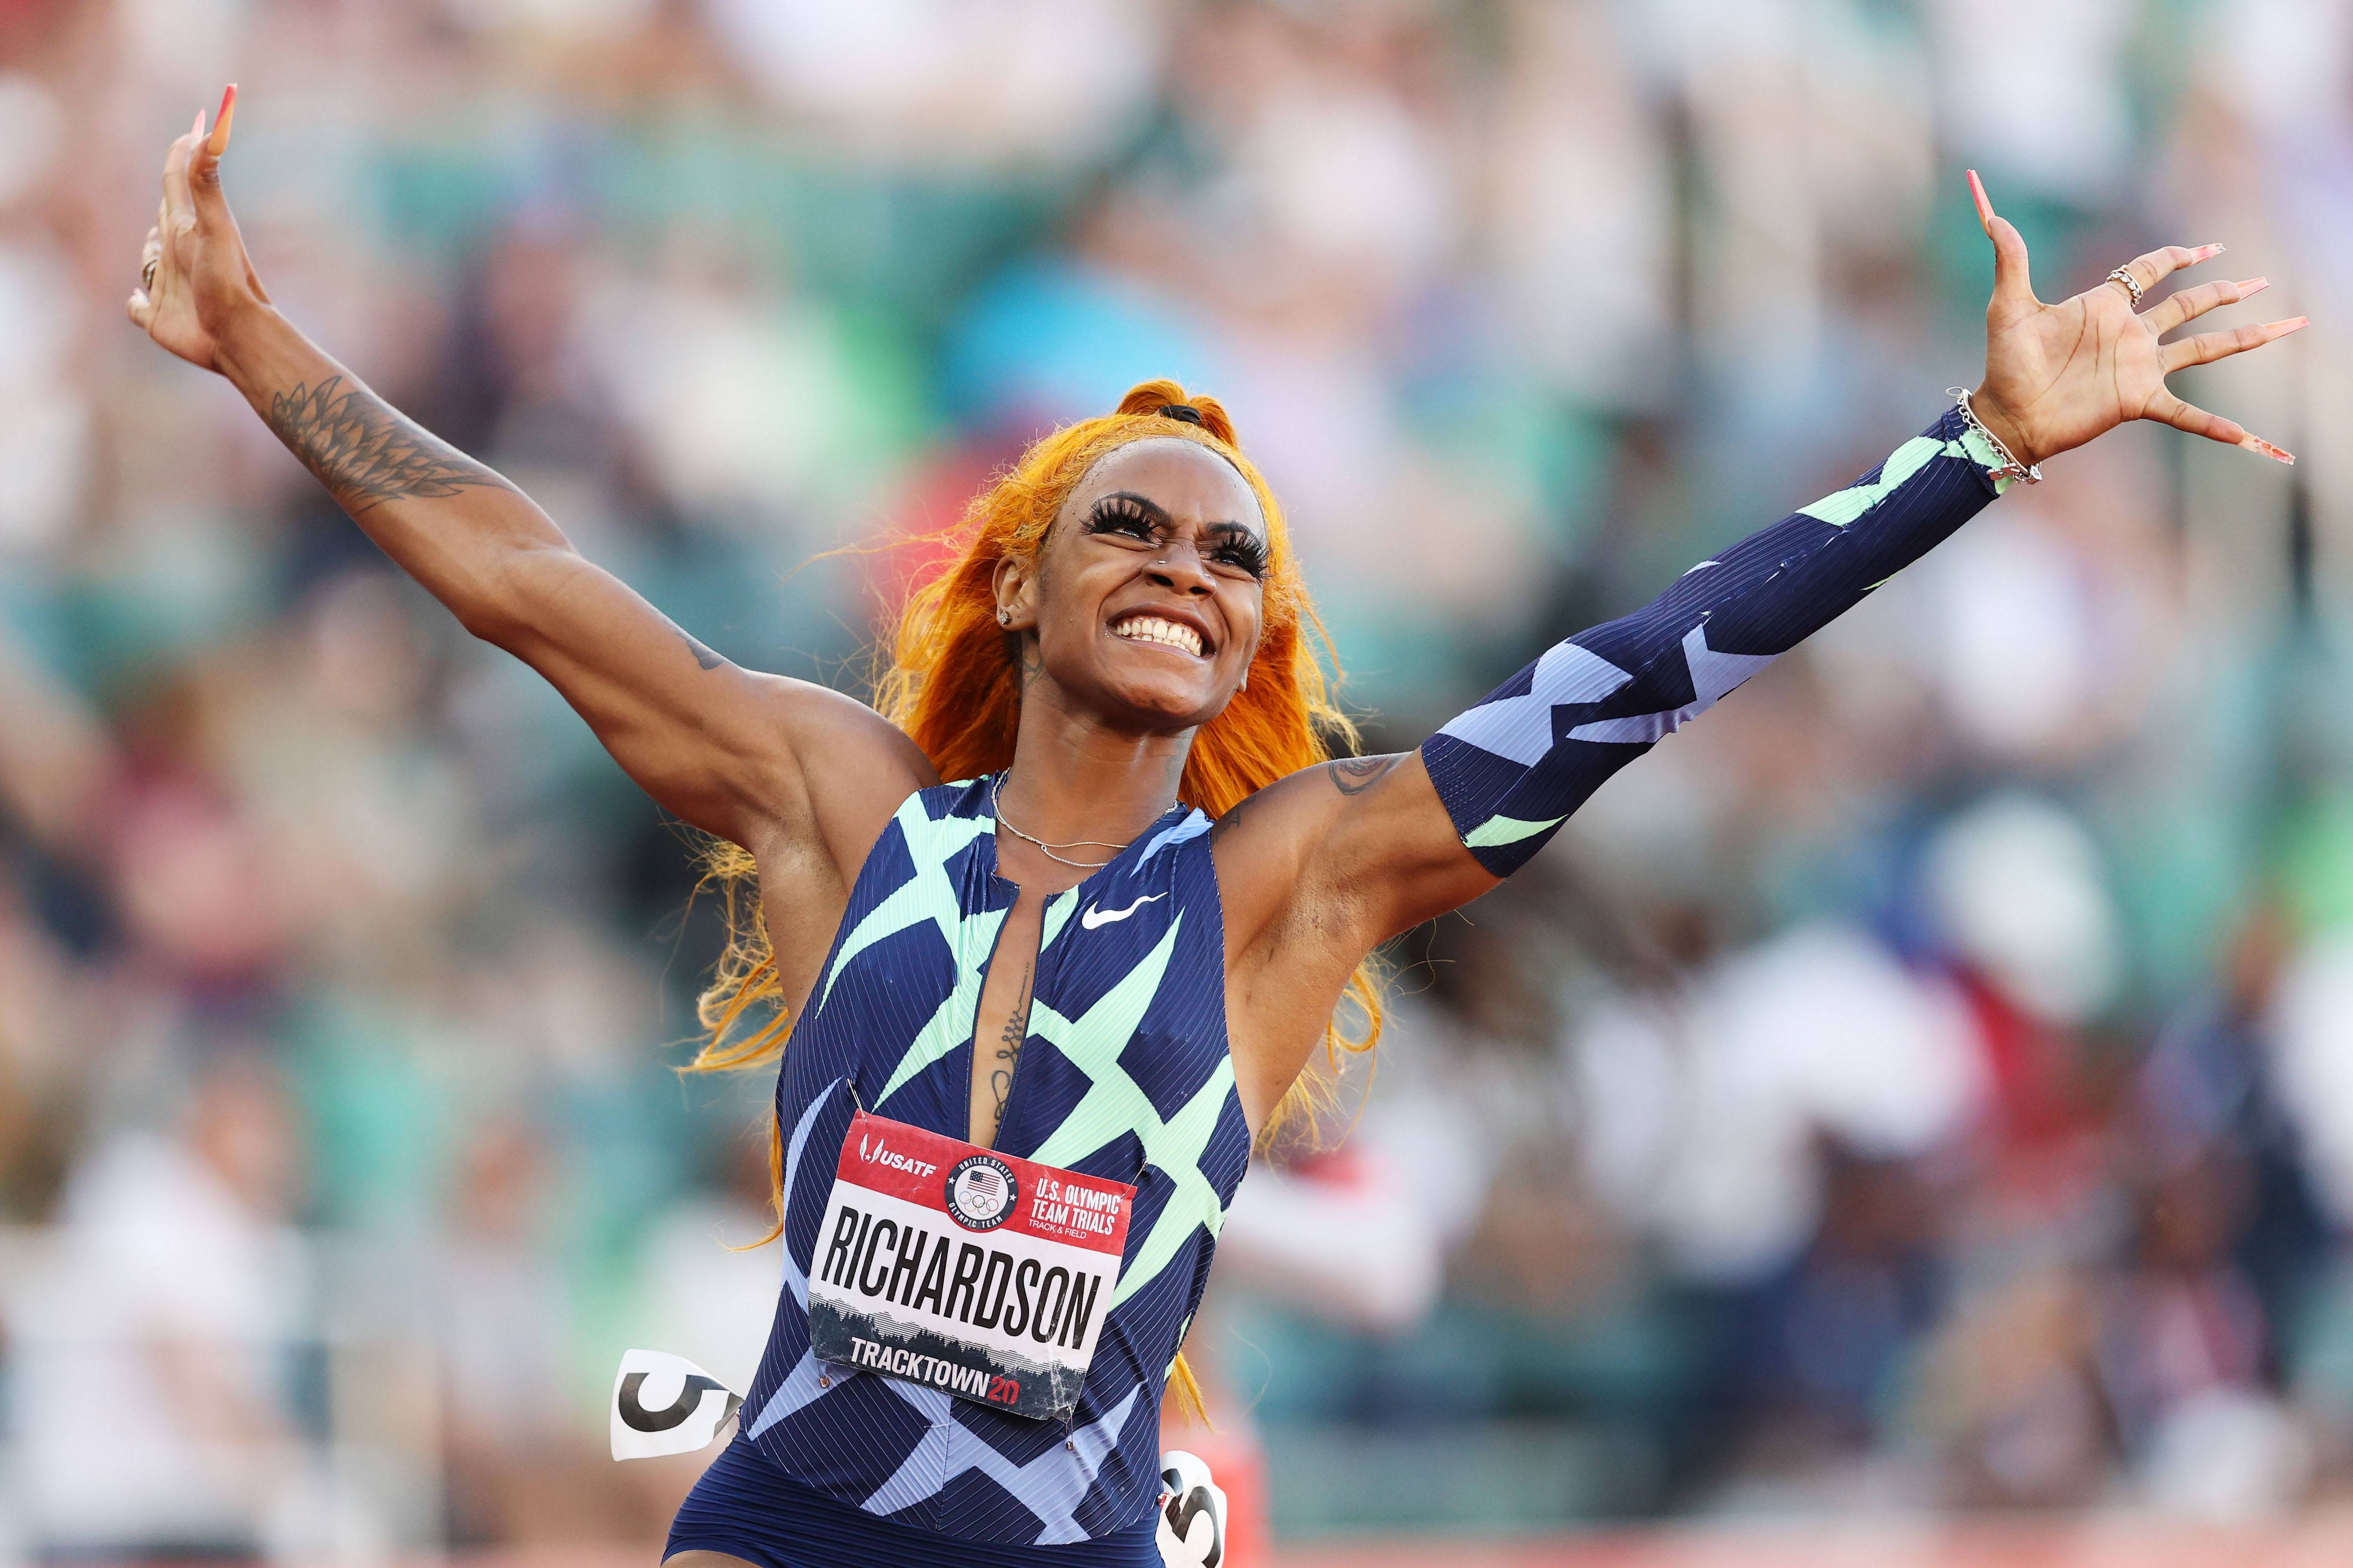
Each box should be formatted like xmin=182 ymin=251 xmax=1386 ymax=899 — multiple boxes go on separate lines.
xmin=1081 ymin=892 xmax=1167 ymax=930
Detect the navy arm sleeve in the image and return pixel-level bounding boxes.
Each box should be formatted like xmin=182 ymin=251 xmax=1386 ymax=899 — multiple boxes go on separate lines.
xmin=1421 ymin=404 xmax=2012 ymax=876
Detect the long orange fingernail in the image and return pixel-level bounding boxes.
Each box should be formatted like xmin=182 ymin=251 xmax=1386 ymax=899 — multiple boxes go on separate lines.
xmin=2235 ymin=277 xmax=2268 ymax=297
xmin=2240 ymin=435 xmax=2295 ymax=465
xmin=2193 ymin=243 xmax=2226 ymax=262
xmin=191 ymin=108 xmax=205 ymax=140
xmin=207 ymin=84 xmax=237 ymax=157
xmin=1967 ymin=169 xmax=1993 ymax=229
xmin=2267 ymin=316 xmax=2310 ymax=336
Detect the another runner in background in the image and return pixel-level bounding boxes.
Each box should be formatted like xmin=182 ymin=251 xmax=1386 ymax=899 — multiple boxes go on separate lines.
xmin=132 ymin=87 xmax=2303 ymax=1568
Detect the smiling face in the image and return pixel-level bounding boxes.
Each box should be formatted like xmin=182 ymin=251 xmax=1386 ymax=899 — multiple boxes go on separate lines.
xmin=995 ymin=437 xmax=1269 ymax=733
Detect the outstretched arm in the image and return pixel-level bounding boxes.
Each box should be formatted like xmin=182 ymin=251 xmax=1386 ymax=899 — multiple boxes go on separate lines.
xmin=127 ymin=95 xmax=932 ymax=871
xmin=1217 ymin=173 xmax=2302 ymax=1122
xmin=1398 ymin=172 xmax=2302 ymax=895
xmin=1419 ymin=400 xmax=2005 ymax=877
xmin=1218 ymin=400 xmax=2009 ymax=1091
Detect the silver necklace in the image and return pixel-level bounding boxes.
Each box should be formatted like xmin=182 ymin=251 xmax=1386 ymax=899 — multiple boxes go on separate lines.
xmin=989 ymin=773 xmax=1168 ymax=871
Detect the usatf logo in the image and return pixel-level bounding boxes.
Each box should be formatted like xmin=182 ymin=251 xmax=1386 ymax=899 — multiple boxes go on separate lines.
xmin=944 ymin=1154 xmax=1018 ymax=1230
xmin=859 ymin=1133 xmax=938 ymax=1179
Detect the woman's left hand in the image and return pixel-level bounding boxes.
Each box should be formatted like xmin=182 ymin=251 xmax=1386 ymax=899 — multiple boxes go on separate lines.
xmin=1965 ymin=170 xmax=2304 ymax=469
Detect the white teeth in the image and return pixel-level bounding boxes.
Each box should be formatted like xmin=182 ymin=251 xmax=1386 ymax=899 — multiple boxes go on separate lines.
xmin=1111 ymin=615 xmax=1205 ymax=657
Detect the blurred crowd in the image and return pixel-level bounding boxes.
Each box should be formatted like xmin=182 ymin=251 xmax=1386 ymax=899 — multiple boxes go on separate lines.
xmin=2 ymin=0 xmax=2352 ymax=1557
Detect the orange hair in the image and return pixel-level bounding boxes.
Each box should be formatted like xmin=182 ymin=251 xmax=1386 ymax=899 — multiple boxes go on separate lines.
xmin=686 ymin=380 xmax=1385 ymax=1415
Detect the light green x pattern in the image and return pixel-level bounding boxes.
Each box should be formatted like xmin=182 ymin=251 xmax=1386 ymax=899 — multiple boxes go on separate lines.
xmin=1023 ymin=914 xmax=1236 ymax=1310
xmin=807 ymin=803 xmax=1005 ymax=1104
xmin=1466 ymin=812 xmax=1566 ymax=849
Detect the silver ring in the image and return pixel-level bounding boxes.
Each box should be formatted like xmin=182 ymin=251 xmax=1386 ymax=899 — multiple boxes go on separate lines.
xmin=2105 ymin=267 xmax=2143 ymax=308
xmin=141 ymin=257 xmax=158 ymax=291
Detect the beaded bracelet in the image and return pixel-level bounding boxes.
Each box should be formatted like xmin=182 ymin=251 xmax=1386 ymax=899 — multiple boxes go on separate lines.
xmin=1948 ymin=386 xmax=2043 ymax=486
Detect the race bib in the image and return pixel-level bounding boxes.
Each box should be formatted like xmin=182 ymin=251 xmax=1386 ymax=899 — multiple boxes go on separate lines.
xmin=806 ymin=1110 xmax=1135 ymax=1421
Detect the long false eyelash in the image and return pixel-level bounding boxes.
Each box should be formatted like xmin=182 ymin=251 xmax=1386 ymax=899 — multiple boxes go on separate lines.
xmin=1212 ymin=535 xmax=1269 ymax=580
xmin=1084 ymin=495 xmax=1160 ymax=539
xmin=1086 ymin=494 xmax=1268 ymax=579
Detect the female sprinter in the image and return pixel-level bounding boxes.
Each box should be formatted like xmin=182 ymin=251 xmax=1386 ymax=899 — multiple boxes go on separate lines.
xmin=133 ymin=93 xmax=2301 ymax=1568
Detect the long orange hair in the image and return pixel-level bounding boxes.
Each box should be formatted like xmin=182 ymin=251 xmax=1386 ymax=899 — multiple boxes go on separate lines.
xmin=686 ymin=380 xmax=1385 ymax=1413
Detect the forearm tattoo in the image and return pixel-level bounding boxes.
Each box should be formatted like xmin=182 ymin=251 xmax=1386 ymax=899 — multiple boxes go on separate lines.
xmin=264 ymin=375 xmax=511 ymax=514
xmin=989 ymin=961 xmax=1034 ymax=1135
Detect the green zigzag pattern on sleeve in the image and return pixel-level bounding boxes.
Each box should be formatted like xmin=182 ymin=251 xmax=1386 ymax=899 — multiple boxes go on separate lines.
xmin=1799 ymin=428 xmax=2008 ymax=528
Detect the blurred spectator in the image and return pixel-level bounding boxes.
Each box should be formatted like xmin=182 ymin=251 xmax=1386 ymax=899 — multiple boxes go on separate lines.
xmin=430 ymin=1114 xmax=588 ymax=1544
xmin=7 ymin=1052 xmax=311 ymax=1554
xmin=1572 ymin=922 xmax=1980 ymax=1286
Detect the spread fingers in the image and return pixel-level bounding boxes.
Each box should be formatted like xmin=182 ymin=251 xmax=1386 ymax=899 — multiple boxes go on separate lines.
xmin=2141 ymin=389 xmax=2295 ymax=464
xmin=2141 ymin=388 xmax=2244 ymax=446
xmin=2144 ymin=277 xmax=2268 ymax=336
xmin=2159 ymin=316 xmax=2308 ymax=374
xmin=2109 ymin=243 xmax=2225 ymax=303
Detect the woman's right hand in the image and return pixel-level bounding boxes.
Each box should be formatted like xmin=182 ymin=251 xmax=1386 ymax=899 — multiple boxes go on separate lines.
xmin=128 ymin=86 xmax=269 ymax=375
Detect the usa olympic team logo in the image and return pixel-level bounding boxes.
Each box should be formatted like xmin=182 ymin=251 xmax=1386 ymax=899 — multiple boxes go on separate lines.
xmin=944 ymin=1154 xmax=1019 ymax=1230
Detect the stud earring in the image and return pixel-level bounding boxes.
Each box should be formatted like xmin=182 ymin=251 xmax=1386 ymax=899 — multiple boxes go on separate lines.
xmin=997 ymin=608 xmax=1011 ymax=626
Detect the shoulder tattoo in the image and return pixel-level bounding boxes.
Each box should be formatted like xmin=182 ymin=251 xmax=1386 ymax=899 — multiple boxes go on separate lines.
xmin=1326 ymin=754 xmax=1403 ymax=796
xmin=676 ymin=626 xmax=729 ymax=671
